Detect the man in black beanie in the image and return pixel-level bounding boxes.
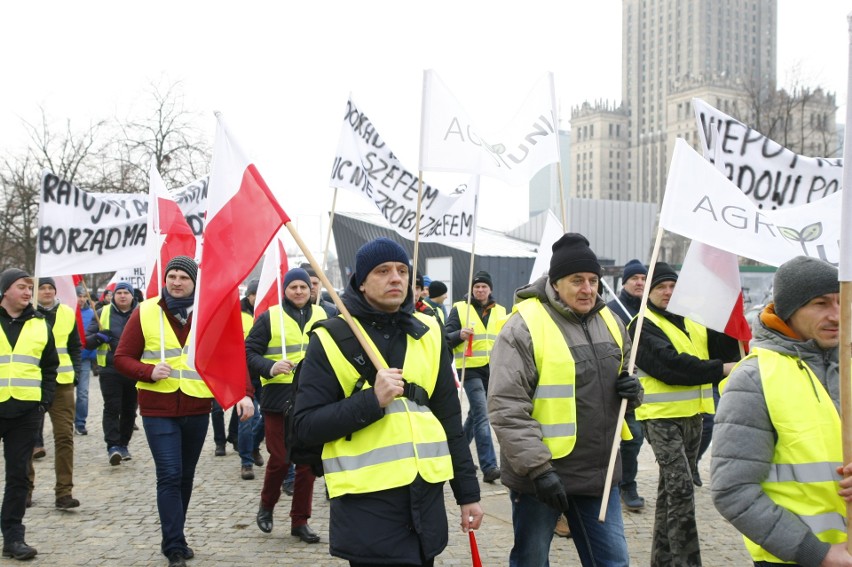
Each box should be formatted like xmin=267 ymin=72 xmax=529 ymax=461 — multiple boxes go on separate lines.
xmin=627 ymin=261 xmax=739 ymax=567
xmin=0 ymin=268 xmax=58 ymax=560
xmin=712 ymin=256 xmax=852 ymax=566
xmin=488 ymin=233 xmax=639 ymax=566
xmin=294 ymin=237 xmax=482 ymax=566
xmin=445 ymin=269 xmax=506 ymax=484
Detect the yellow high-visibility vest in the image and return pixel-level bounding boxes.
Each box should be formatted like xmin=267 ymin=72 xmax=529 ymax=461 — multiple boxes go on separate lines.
xmin=261 ymin=305 xmax=327 ymax=387
xmin=96 ymin=305 xmax=112 ymax=367
xmin=742 ymin=347 xmax=846 ymax=562
xmin=451 ymin=301 xmax=507 ymax=368
xmin=0 ymin=317 xmax=49 ymax=402
xmin=50 ymin=304 xmax=76 ymax=385
xmin=317 ymin=313 xmax=454 ymax=498
xmin=136 ymin=298 xmax=211 ymax=399
xmin=635 ymin=310 xmax=715 ymax=420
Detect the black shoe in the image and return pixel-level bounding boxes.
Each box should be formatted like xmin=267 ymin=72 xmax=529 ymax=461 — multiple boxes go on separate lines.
xmin=2 ymin=541 xmax=38 ymax=560
xmin=692 ymin=470 xmax=703 ymax=487
xmin=621 ymin=488 xmax=645 ymax=512
xmin=55 ymin=495 xmax=81 ymax=509
xmin=214 ymin=443 xmax=226 ymax=457
xmin=482 ymin=468 xmax=501 ymax=484
xmin=291 ymin=524 xmax=320 ymax=544
xmin=32 ymin=447 xmax=46 ymax=460
xmin=256 ymin=506 xmax=273 ymax=533
xmin=167 ymin=552 xmax=186 ymax=567
xmin=252 ymin=449 xmax=265 ymax=467
xmin=182 ymin=547 xmax=194 ymax=560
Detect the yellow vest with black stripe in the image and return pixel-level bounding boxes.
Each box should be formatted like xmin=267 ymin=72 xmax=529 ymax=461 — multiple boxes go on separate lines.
xmin=451 ymin=301 xmax=507 ymax=368
xmin=741 ymin=347 xmax=846 ymax=562
xmin=317 ymin=313 xmax=454 ymax=498
xmin=50 ymin=304 xmax=76 ymax=385
xmin=0 ymin=316 xmax=49 ymax=402
xmin=96 ymin=305 xmax=112 ymax=366
xmin=517 ymin=299 xmax=625 ymax=458
xmin=136 ymin=298 xmax=212 ymax=398
xmin=635 ymin=310 xmax=715 ymax=420
xmin=261 ymin=305 xmax=327 ymax=386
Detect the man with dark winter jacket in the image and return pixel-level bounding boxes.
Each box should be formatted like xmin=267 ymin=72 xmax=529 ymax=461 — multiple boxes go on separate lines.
xmin=445 ymin=270 xmax=505 ymax=484
xmin=86 ymin=281 xmax=139 ymax=465
xmin=0 ymin=268 xmax=58 ymax=560
xmin=713 ymin=256 xmax=852 ymax=566
xmin=294 ymin=237 xmax=482 ymax=566
xmin=489 ymin=233 xmax=639 ymax=567
xmin=606 ymin=258 xmax=648 ymax=512
xmin=628 ymin=262 xmax=737 ymax=567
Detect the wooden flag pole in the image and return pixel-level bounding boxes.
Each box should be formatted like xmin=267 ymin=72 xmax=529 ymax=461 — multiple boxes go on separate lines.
xmin=318 ymin=188 xmax=339 ymax=305
xmin=556 ymin=160 xmax=568 ymax=230
xmin=598 ymin=224 xmax=665 ymax=522
xmin=283 ymin=221 xmax=386 ymax=371
xmin=841 ymin=281 xmax=852 ymax=550
xmin=411 ymin=172 xmax=426 ymax=301
xmin=457 ymin=188 xmax=480 ymax=400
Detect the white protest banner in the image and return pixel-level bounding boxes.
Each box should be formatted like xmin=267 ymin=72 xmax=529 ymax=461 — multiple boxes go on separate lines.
xmin=108 ymin=267 xmax=148 ymax=291
xmin=420 ymin=70 xmax=560 ymax=185
xmin=692 ymin=98 xmax=842 ymax=209
xmin=330 ymin=96 xmax=476 ymax=243
xmin=660 ymin=139 xmax=841 ymax=267
xmin=37 ymin=172 xmax=208 ymax=276
xmin=528 ymin=210 xmax=564 ymax=284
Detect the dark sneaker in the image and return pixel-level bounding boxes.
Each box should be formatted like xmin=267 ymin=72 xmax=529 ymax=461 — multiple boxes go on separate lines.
xmin=482 ymin=468 xmax=501 ymax=484
xmin=117 ymin=446 xmax=132 ymax=461
xmin=2 ymin=541 xmax=37 ymax=560
xmin=32 ymin=447 xmax=46 ymax=459
xmin=692 ymin=470 xmax=703 ymax=487
xmin=55 ymin=495 xmax=80 ymax=509
xmin=167 ymin=551 xmax=186 ymax=567
xmin=108 ymin=447 xmax=122 ymax=466
xmin=214 ymin=443 xmax=226 ymax=457
xmin=252 ymin=449 xmax=265 ymax=467
xmin=621 ymin=488 xmax=645 ymax=512
xmin=182 ymin=547 xmax=194 ymax=560
xmin=241 ymin=465 xmax=255 ymax=480
xmin=74 ymin=426 xmax=88 ymax=436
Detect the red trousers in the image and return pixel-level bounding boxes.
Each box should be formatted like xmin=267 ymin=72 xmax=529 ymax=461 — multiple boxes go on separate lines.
xmin=260 ymin=411 xmax=315 ymax=527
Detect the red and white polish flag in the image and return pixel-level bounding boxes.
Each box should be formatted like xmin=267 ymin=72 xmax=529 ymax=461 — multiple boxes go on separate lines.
xmin=254 ymin=234 xmax=289 ymax=320
xmin=187 ymin=113 xmax=289 ymax=409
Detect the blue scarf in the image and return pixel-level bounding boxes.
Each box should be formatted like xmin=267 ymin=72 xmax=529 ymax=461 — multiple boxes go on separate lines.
xmin=162 ymin=289 xmax=194 ymax=324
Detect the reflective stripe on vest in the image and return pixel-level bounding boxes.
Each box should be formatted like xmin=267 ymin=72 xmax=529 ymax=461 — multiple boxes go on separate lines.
xmin=742 ymin=348 xmax=846 ymax=562
xmin=317 ymin=313 xmax=453 ymax=498
xmin=451 ymin=301 xmax=507 ymax=368
xmin=96 ymin=305 xmax=112 ymax=366
xmin=261 ymin=305 xmax=326 ymax=387
xmin=0 ymin=317 xmax=49 ymax=402
xmin=51 ymin=304 xmax=76 ymax=384
xmin=634 ymin=311 xmax=714 ymax=420
xmin=517 ymin=299 xmax=624 ymax=459
xmin=136 ymin=298 xmax=211 ymax=399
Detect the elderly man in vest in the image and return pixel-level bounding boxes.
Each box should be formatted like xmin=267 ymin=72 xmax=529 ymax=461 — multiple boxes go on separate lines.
xmin=28 ymin=277 xmax=82 ymax=510
xmin=713 ymin=256 xmax=852 ymax=566
xmin=628 ymin=262 xmax=737 ymax=567
xmin=247 ymin=268 xmax=324 ymax=543
xmin=115 ymin=256 xmax=254 ymax=567
xmin=489 ymin=233 xmax=640 ymax=567
xmin=0 ymin=269 xmax=58 ymax=560
xmin=294 ymin=237 xmax=482 ymax=566
xmin=445 ymin=270 xmax=505 ymax=484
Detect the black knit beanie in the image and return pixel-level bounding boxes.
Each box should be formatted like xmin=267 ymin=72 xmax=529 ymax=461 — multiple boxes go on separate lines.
xmin=245 ymin=279 xmax=259 ymax=296
xmin=38 ymin=277 xmax=56 ymax=290
xmin=472 ymin=271 xmax=493 ymax=289
xmin=650 ymin=262 xmax=678 ymax=289
xmin=354 ymin=238 xmax=409 ymax=285
xmin=773 ymin=256 xmax=838 ymax=320
xmin=548 ymin=233 xmax=601 ymax=282
xmin=0 ymin=268 xmax=32 ymax=297
xmin=165 ymin=255 xmax=198 ymax=284
xmin=429 ymin=281 xmax=448 ymax=298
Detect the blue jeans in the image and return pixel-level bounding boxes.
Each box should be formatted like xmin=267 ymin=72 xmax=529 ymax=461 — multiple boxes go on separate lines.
xmin=509 ymin=487 xmax=629 ymax=567
xmin=238 ymin=398 xmax=264 ymax=467
xmin=619 ymin=410 xmax=644 ymax=492
xmin=462 ymin=377 xmax=497 ymax=473
xmin=74 ymin=359 xmax=92 ymax=429
xmin=143 ymin=415 xmax=208 ymax=557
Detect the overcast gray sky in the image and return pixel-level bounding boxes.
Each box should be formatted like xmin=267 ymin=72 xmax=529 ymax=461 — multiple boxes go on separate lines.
xmin=2 ymin=1 xmax=848 ymax=252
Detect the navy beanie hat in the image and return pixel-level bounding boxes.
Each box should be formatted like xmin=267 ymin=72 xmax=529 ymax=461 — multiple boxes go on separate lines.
xmin=773 ymin=256 xmax=839 ymax=321
xmin=114 ymin=282 xmax=134 ymax=295
xmin=622 ymin=259 xmax=648 ymax=282
xmin=354 ymin=238 xmax=409 ymax=285
xmin=284 ymin=268 xmax=311 ymax=291
xmin=165 ymin=255 xmax=198 ymax=284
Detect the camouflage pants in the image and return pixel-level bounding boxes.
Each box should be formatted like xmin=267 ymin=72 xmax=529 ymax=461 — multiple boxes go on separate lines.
xmin=642 ymin=415 xmax=703 ymax=567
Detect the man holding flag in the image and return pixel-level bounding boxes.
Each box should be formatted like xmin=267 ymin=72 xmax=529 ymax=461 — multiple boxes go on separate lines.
xmin=114 ymin=256 xmax=254 ymax=567
xmin=712 ymin=256 xmax=852 ymax=566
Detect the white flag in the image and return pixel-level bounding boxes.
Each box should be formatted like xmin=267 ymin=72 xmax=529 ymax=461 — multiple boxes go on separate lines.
xmin=840 ymin=14 xmax=852 ymax=281
xmin=528 ymin=211 xmax=564 ymax=284
xmin=419 ymin=70 xmax=560 ymax=185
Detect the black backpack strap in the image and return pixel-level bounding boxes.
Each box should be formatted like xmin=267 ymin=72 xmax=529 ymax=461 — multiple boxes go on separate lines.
xmin=312 ymin=317 xmax=377 ymax=394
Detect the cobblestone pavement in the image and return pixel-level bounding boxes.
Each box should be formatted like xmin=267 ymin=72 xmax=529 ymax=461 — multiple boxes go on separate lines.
xmin=11 ymin=376 xmax=750 ymax=565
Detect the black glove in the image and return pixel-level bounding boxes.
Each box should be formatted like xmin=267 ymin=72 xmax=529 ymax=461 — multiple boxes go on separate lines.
xmin=533 ymin=469 xmax=569 ymax=512
xmin=615 ymin=371 xmax=641 ymax=401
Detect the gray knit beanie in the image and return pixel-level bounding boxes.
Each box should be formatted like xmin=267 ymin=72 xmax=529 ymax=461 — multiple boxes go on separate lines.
xmin=0 ymin=269 xmax=32 ymax=297
xmin=773 ymin=256 xmax=838 ymax=321
xmin=165 ymin=256 xmax=198 ymax=284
